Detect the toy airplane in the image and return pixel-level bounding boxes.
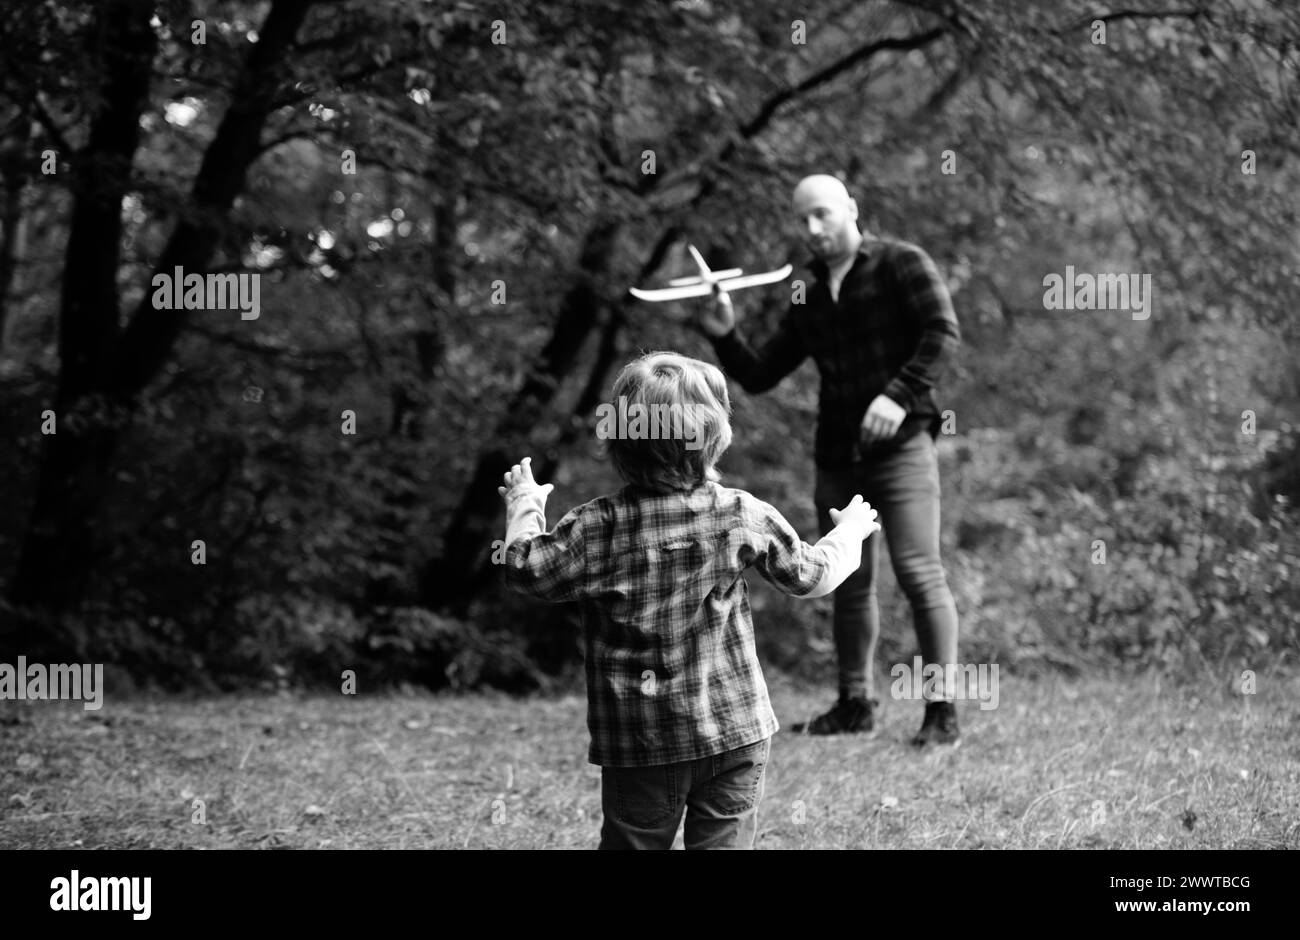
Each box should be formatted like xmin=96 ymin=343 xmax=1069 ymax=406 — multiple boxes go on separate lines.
xmin=629 ymin=245 xmax=792 ymax=302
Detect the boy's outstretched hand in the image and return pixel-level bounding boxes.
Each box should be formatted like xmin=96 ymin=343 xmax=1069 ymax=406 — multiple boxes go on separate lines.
xmin=829 ymin=494 xmax=880 ymax=539
xmin=499 ymin=456 xmax=554 ymax=504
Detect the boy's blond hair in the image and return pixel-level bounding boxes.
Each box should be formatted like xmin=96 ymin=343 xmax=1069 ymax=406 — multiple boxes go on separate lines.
xmin=604 ymin=352 xmax=732 ymax=493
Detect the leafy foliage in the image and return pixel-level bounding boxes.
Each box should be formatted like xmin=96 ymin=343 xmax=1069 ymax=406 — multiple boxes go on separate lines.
xmin=0 ymin=0 xmax=1297 ymax=687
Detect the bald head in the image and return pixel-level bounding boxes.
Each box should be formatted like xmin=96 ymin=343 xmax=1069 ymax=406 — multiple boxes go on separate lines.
xmin=791 ymin=174 xmax=861 ymax=264
xmin=792 ymin=174 xmax=852 ymax=208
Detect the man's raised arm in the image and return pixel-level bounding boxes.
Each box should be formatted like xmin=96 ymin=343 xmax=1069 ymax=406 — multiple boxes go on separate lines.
xmin=699 ymin=288 xmax=808 ymax=394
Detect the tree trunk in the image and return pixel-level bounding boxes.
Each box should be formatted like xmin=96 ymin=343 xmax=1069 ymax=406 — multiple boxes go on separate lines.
xmin=419 ymin=218 xmax=621 ymax=610
xmin=9 ymin=0 xmax=157 ymax=613
xmin=9 ymin=0 xmax=314 ymax=616
xmin=419 ymin=220 xmax=691 ymax=613
xmin=0 ymin=113 xmax=31 ymax=353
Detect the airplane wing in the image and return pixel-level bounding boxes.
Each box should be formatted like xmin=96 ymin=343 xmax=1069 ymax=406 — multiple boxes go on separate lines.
xmin=629 ymin=264 xmax=793 ymax=303
xmin=629 ymin=283 xmax=715 ymax=302
xmin=667 ymin=268 xmax=742 ymax=286
xmin=714 ymin=265 xmax=793 ymax=291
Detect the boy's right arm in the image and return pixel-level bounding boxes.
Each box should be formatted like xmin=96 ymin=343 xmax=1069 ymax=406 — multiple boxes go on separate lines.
xmin=748 ymin=495 xmax=879 ymax=599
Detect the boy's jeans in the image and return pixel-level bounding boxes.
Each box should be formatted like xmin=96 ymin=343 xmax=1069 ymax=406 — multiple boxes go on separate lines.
xmin=814 ymin=431 xmax=960 ymax=700
xmin=598 ymin=737 xmax=770 ymax=850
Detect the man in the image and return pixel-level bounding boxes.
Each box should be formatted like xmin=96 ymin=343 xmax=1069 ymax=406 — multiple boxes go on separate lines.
xmin=697 ymin=174 xmax=962 ymax=746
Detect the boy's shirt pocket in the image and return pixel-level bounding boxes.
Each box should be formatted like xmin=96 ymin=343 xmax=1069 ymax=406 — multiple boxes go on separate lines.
xmin=643 ymin=529 xmax=727 ymax=605
xmin=648 ymin=529 xmax=728 ymax=582
xmin=594 ymin=529 xmax=729 ymax=644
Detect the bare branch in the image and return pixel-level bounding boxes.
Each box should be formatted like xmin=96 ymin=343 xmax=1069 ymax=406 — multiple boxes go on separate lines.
xmin=738 ymin=28 xmax=947 ymax=139
xmin=1057 ymin=7 xmax=1208 ymax=34
xmin=24 ymin=91 xmax=75 ymax=157
xmin=646 ymin=26 xmax=951 ymax=213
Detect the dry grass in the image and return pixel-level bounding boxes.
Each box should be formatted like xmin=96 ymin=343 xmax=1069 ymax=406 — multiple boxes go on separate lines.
xmin=1 ymin=670 xmax=1296 ymax=849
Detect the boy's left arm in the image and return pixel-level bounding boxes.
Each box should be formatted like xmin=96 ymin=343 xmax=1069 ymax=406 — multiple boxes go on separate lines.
xmin=500 ymin=457 xmax=586 ymax=603
xmin=745 ymin=496 xmax=877 ymax=599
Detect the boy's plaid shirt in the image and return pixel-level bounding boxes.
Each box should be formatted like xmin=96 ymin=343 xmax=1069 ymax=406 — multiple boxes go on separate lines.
xmin=711 ymin=237 xmax=961 ymax=467
xmin=504 ymin=481 xmax=861 ymax=767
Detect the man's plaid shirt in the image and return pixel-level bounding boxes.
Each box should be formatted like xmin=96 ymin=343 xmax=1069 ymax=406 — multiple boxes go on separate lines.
xmin=712 ymin=237 xmax=961 ymax=467
xmin=504 ymin=481 xmax=863 ymax=767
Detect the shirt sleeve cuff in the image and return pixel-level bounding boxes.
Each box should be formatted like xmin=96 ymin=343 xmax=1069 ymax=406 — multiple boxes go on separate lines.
xmin=505 ymin=488 xmax=549 ymax=546
xmin=883 ymin=379 xmax=918 ymax=413
xmin=803 ymin=518 xmax=870 ymax=598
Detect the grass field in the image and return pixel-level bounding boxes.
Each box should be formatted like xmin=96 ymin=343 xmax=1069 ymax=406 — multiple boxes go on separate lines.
xmin=2 ymin=670 xmax=1296 ymax=850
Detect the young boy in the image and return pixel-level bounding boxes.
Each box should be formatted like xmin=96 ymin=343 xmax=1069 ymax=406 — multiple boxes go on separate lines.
xmin=499 ymin=351 xmax=879 ymax=849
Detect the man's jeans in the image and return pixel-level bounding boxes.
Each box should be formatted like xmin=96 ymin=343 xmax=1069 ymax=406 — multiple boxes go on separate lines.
xmin=814 ymin=431 xmax=959 ymax=700
xmin=598 ymin=737 xmax=770 ymax=850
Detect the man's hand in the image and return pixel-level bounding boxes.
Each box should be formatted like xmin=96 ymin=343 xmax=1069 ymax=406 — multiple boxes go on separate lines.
xmin=828 ymin=494 xmax=880 ymax=539
xmin=859 ymin=393 xmax=906 ymax=445
xmin=499 ymin=456 xmax=554 ymax=504
xmin=696 ymin=284 xmax=736 ymax=338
